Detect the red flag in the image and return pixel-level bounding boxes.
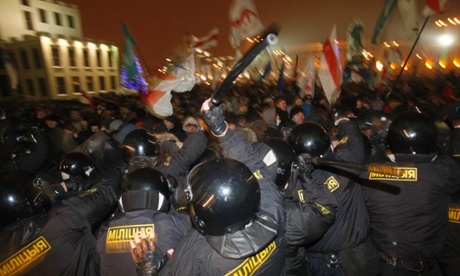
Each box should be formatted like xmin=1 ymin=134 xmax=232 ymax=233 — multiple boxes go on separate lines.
xmin=423 ymin=0 xmax=448 ymax=17
xmin=318 ymin=25 xmax=342 ymax=104
xmin=229 ymin=0 xmax=264 ymax=48
xmin=192 ymin=28 xmax=219 ymax=50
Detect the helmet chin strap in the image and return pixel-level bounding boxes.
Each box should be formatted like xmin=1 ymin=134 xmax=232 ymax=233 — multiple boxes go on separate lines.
xmin=118 ymin=197 xmax=125 ymax=213
xmin=61 ymin=172 xmax=70 ymax=180
xmin=157 ymin=193 xmax=165 ymax=210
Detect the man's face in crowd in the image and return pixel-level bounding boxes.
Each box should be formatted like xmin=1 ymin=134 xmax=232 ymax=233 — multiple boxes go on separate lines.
xmin=292 ymin=112 xmax=305 ymax=125
xmin=45 ymin=120 xmax=58 ymax=129
xmin=80 ymin=120 xmax=88 ymax=130
xmin=276 ymin=100 xmax=287 ymax=111
xmin=164 ymin=120 xmax=174 ymax=130
xmin=36 ymin=109 xmax=46 ymax=119
xmin=185 ymin=124 xmax=198 ymax=133
xmin=90 ymin=125 xmax=100 ymax=132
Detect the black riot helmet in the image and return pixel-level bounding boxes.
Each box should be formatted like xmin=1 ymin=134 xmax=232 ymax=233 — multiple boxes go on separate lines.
xmin=0 ymin=170 xmax=51 ymax=227
xmin=119 ymin=167 xmax=170 ymax=212
xmin=387 ymin=112 xmax=437 ymax=155
xmin=122 ymin=129 xmax=160 ymax=161
xmin=263 ymin=138 xmax=295 ymax=190
xmin=12 ymin=141 xmax=36 ymax=157
xmin=186 ymin=158 xmax=260 ymax=236
xmin=288 ymin=122 xmax=330 ymax=157
xmin=188 ymin=146 xmax=222 ymax=172
xmin=1 ymin=127 xmax=35 ymax=146
xmin=58 ymin=152 xmax=95 ymax=180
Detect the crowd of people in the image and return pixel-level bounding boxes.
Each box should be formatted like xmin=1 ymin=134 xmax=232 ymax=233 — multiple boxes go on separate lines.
xmin=0 ymin=70 xmax=459 ymax=276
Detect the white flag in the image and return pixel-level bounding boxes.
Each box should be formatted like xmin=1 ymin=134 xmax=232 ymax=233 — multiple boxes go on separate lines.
xmin=229 ymin=0 xmax=264 ymax=49
xmin=398 ymin=0 xmax=419 ymax=43
xmin=172 ymin=53 xmax=197 ymax=92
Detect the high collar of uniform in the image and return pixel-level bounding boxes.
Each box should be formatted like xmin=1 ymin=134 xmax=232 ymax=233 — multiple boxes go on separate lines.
xmin=393 ymin=153 xmax=438 ymax=163
xmin=205 ymin=211 xmax=278 ymax=259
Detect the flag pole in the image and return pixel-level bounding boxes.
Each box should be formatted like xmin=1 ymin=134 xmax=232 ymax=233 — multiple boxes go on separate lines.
xmin=120 ymin=20 xmax=151 ymax=75
xmin=391 ymin=16 xmax=430 ymax=90
xmin=293 ymin=54 xmax=299 ymax=79
xmin=135 ymin=46 xmax=152 ymax=75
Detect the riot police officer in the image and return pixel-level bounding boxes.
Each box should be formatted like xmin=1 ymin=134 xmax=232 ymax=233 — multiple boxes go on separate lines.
xmin=157 ymin=98 xmax=286 ymax=275
xmin=0 ymin=168 xmax=121 ymax=275
xmin=96 ymin=167 xmax=191 ymax=276
xmin=362 ymin=112 xmax=460 ymax=275
xmin=289 ymin=120 xmax=380 ymax=275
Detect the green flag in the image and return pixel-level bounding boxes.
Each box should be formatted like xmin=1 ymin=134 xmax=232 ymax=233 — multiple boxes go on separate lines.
xmin=122 ymin=23 xmax=138 ymax=80
xmin=371 ymin=0 xmax=398 ymax=45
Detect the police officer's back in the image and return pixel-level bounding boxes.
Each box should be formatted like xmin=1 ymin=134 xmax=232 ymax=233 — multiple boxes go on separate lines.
xmin=96 ymin=167 xmax=191 ymax=276
xmin=361 ymin=112 xmax=460 ymax=275
xmin=0 ymin=168 xmax=121 ymax=275
xmin=289 ymin=117 xmax=379 ymax=275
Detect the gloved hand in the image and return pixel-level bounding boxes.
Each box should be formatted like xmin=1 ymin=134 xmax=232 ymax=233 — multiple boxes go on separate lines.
xmin=201 ymin=98 xmax=228 ymax=137
xmin=296 ymin=153 xmax=315 ymax=183
xmin=130 ymin=227 xmax=172 ymax=276
xmin=63 ymin=176 xmax=89 ymax=192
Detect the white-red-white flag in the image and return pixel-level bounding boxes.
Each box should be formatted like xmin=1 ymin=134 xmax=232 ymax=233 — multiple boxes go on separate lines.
xmin=192 ymin=27 xmax=219 ymax=50
xmin=398 ymin=0 xmax=419 ymax=43
xmin=140 ymin=53 xmax=197 ymax=117
xmin=297 ymin=56 xmax=316 ymax=98
xmin=229 ymin=0 xmax=264 ymax=49
xmin=318 ymin=25 xmax=342 ymax=104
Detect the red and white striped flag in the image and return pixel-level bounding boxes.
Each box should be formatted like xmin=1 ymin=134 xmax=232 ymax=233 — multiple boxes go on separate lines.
xmin=192 ymin=28 xmax=219 ymax=50
xmin=229 ymin=0 xmax=264 ymax=49
xmin=423 ymin=0 xmax=448 ymax=17
xmin=318 ymin=25 xmax=342 ymax=104
xmin=140 ymin=53 xmax=197 ymax=117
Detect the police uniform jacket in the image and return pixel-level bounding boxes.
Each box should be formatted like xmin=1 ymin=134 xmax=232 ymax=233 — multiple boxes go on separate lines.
xmin=0 ymin=170 xmax=121 ymax=276
xmin=306 ymin=120 xmax=370 ymax=253
xmin=163 ymin=130 xmax=208 ymax=185
xmin=97 ymin=209 xmax=191 ymax=276
xmin=284 ymin=176 xmax=338 ymax=275
xmin=361 ymin=153 xmax=460 ymax=260
xmin=160 ymin=129 xmax=286 ymax=275
xmin=439 ymin=190 xmax=460 ymax=276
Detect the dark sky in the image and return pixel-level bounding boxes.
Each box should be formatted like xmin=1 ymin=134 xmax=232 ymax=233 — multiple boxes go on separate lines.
xmin=61 ymin=0 xmax=458 ymax=71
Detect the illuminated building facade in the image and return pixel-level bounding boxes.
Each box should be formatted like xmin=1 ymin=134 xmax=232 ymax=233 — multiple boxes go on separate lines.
xmin=0 ymin=0 xmax=119 ymax=100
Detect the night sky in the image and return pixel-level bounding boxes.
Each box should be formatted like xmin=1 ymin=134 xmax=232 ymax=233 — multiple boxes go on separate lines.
xmin=61 ymin=0 xmax=459 ymax=71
